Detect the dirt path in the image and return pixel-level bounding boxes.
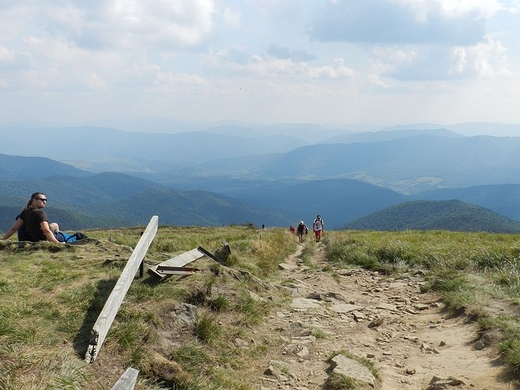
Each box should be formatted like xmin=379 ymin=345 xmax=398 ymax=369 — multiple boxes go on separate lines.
xmin=255 ymin=241 xmax=519 ymax=390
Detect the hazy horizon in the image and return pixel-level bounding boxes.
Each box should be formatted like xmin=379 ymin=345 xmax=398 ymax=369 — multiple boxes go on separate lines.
xmin=1 ymin=118 xmax=520 ymax=139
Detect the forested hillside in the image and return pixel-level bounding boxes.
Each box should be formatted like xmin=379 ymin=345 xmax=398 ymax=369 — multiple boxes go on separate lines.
xmin=347 ymin=200 xmax=520 ymax=233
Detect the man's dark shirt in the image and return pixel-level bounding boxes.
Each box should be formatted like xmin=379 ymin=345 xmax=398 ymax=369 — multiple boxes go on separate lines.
xmin=16 ymin=212 xmax=34 ymax=241
xmin=20 ymin=208 xmax=48 ymax=241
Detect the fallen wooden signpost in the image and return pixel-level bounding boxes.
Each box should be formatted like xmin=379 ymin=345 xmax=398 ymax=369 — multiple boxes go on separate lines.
xmin=84 ymin=215 xmax=159 ymax=363
xmin=148 ymin=247 xmax=206 ymax=279
xmin=148 ymin=243 xmax=229 ymax=280
xmin=111 ymin=367 xmax=139 ymax=390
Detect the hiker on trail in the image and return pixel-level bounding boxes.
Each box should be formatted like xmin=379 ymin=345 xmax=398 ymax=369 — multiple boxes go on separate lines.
xmin=296 ymin=221 xmax=308 ymax=244
xmin=312 ymin=215 xmax=324 ymax=242
xmin=1 ymin=192 xmax=61 ymax=243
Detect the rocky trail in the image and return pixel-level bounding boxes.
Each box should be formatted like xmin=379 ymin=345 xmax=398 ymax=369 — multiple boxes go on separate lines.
xmin=254 ymin=241 xmax=519 ymax=390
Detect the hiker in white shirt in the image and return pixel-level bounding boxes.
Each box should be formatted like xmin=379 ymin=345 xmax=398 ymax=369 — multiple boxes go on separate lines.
xmin=312 ymin=215 xmax=324 ymax=242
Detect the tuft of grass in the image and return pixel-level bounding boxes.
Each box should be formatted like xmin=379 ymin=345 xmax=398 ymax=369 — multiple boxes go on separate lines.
xmin=208 ymin=295 xmax=231 ymax=312
xmin=312 ymin=328 xmax=327 ymax=339
xmin=169 ymin=343 xmax=212 ymax=371
xmin=234 ymin=290 xmax=271 ymax=326
xmin=194 ymin=313 xmax=221 ymax=343
xmin=499 ymin=339 xmax=520 ymax=372
xmin=325 ymin=372 xmax=357 ymax=390
xmin=327 ymin=349 xmax=379 ymax=380
xmin=300 ymin=242 xmax=317 ymax=268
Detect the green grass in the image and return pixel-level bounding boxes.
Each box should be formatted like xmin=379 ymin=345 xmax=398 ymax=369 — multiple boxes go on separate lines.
xmin=194 ymin=313 xmax=221 ymax=343
xmin=2 ymin=226 xmax=520 ymax=388
xmin=0 ymin=225 xmax=296 ymax=389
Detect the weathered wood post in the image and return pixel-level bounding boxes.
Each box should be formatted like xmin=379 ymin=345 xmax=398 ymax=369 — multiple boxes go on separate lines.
xmin=84 ymin=215 xmax=158 ymax=363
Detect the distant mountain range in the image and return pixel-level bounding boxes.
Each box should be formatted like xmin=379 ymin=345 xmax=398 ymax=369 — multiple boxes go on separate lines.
xmin=1 ymin=167 xmax=520 ymax=233
xmin=2 ymin=124 xmax=520 ymax=233
xmin=193 ymin=134 xmax=520 ymax=193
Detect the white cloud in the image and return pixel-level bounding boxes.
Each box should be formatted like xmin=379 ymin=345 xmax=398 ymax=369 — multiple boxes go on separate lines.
xmin=0 ymin=47 xmax=16 ymax=64
xmin=451 ymin=35 xmax=512 ymax=77
xmin=397 ymin=0 xmax=504 ymax=19
xmin=246 ymin=0 xmax=282 ymax=15
xmin=437 ymin=0 xmax=504 ymax=18
xmin=310 ymin=0 xmax=487 ymax=46
xmin=0 ymin=0 xmax=216 ymax=51
xmin=222 ymin=7 xmax=241 ymax=27
xmin=207 ymin=49 xmax=356 ymax=81
xmin=87 ymin=73 xmax=107 ymax=90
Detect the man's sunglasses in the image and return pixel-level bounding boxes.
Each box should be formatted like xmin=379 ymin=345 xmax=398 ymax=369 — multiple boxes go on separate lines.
xmin=36 ymin=198 xmax=47 ymax=202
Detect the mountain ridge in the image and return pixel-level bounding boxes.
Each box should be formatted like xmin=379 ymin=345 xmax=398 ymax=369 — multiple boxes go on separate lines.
xmin=2 ymin=126 xmax=520 ymax=232
xmin=2 ymin=169 xmax=520 ymax=233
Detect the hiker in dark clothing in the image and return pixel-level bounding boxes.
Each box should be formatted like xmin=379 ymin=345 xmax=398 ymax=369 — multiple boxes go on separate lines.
xmin=296 ymin=221 xmax=308 ymax=243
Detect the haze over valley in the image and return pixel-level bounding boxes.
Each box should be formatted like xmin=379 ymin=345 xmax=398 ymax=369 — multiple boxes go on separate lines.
xmin=2 ymin=123 xmax=520 ymax=233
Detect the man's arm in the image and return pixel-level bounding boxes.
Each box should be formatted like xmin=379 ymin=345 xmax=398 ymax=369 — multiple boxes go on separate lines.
xmin=40 ymin=221 xmax=61 ymax=244
xmin=1 ymin=218 xmax=24 ymax=240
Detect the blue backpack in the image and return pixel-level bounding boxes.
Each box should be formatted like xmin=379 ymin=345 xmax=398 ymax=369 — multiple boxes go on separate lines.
xmin=55 ymin=231 xmax=87 ymax=243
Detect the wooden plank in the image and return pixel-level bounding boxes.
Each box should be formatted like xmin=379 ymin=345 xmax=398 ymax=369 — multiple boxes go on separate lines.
xmin=156 ymin=266 xmax=199 ymax=275
xmin=148 ymin=247 xmax=204 ymax=279
xmin=85 ymin=216 xmax=159 ymax=363
xmin=111 ymin=367 xmax=139 ymax=390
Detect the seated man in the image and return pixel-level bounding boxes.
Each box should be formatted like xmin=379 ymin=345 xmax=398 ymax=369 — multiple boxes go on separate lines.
xmin=2 ymin=192 xmax=61 ymax=244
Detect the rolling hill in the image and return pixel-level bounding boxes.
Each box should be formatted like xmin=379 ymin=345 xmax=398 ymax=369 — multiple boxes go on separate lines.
xmin=321 ymin=128 xmax=462 ymax=144
xmin=416 ymin=184 xmax=520 ymax=222
xmin=0 ymin=172 xmax=293 ymax=232
xmin=0 ymin=153 xmax=91 ymax=181
xmin=4 ymin=168 xmax=520 ymax=233
xmin=346 ymin=200 xmax=520 ymax=233
xmin=72 ymin=187 xmax=292 ymax=228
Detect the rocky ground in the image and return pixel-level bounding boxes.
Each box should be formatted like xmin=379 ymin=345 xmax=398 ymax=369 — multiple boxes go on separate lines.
xmin=253 ymin=241 xmax=520 ymax=390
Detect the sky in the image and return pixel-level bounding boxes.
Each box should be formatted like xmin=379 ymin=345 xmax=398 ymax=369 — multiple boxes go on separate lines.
xmin=1 ymin=0 xmax=520 ymax=133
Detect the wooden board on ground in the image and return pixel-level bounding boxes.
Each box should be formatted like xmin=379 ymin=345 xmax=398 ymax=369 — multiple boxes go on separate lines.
xmin=111 ymin=367 xmax=139 ymax=390
xmin=148 ymin=247 xmax=205 ymax=279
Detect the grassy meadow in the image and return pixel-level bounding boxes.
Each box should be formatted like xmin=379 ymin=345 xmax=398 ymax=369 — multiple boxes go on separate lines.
xmin=1 ymin=226 xmax=520 ymax=389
